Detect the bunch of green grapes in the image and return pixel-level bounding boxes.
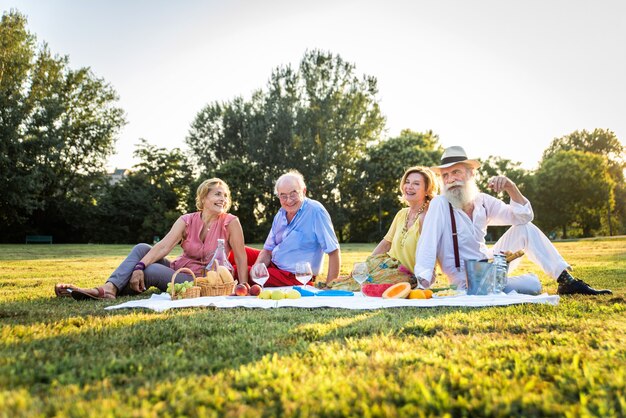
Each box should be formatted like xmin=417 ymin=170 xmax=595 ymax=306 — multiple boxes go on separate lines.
xmin=166 ymin=281 xmax=195 ymax=299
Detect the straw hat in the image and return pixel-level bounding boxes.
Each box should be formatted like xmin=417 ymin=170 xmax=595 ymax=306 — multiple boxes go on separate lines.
xmin=431 ymin=146 xmax=481 ymax=173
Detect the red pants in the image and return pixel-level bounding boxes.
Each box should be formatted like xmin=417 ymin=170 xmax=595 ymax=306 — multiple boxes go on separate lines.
xmin=228 ymin=246 xmax=312 ymax=287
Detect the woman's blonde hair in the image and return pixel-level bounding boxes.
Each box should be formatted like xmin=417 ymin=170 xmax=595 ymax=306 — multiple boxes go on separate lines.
xmin=399 ymin=166 xmax=439 ymax=203
xmin=196 ymin=178 xmax=231 ymax=212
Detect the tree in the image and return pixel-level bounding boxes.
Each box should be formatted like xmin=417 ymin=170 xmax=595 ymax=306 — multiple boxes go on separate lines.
xmin=543 ymin=128 xmax=625 ymax=235
xmin=187 ymin=50 xmax=386 ymax=242
xmin=0 ymin=10 xmax=126 ymax=242
xmin=543 ymin=128 xmax=624 ymax=171
xmin=92 ymin=141 xmax=192 ymax=243
xmin=346 ymin=130 xmax=442 ymax=242
xmin=212 ymin=160 xmax=268 ymax=242
xmin=475 ymin=156 xmax=530 ymax=196
xmin=0 ymin=11 xmax=42 ymax=229
xmin=531 ymin=150 xmax=613 ymax=238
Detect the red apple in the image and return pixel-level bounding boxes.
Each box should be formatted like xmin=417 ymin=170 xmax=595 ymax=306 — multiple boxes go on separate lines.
xmin=235 ymin=284 xmax=248 ymax=296
xmin=249 ymin=284 xmax=262 ymax=296
xmin=243 ymin=282 xmax=251 ymax=291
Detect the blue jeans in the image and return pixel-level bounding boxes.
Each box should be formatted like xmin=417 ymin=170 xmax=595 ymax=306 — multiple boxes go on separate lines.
xmin=107 ymin=243 xmax=193 ymax=294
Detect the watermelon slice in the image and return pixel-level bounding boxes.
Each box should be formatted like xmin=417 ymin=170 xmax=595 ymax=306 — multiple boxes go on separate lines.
xmin=361 ymin=283 xmax=395 ymax=297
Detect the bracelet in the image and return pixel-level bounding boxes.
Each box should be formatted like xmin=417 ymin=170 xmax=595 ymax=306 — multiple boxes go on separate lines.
xmin=133 ymin=262 xmax=146 ymax=271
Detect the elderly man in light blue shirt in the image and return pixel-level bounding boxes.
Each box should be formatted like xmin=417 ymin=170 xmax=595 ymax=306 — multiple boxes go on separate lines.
xmin=251 ymin=170 xmax=341 ymax=286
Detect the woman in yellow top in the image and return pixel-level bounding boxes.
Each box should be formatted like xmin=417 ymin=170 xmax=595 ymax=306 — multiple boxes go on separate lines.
xmin=369 ymin=166 xmax=439 ymax=280
xmin=329 ymin=166 xmax=438 ymax=290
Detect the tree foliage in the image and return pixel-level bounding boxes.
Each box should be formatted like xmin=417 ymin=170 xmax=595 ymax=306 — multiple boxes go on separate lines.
xmin=543 ymin=128 xmax=624 ymax=174
xmin=531 ymin=150 xmax=613 ymax=238
xmin=346 ymin=130 xmax=442 ymax=242
xmin=475 ymin=156 xmax=531 ymax=196
xmin=3 ymin=10 xmax=623 ymax=244
xmin=0 ymin=11 xmax=41 ymax=228
xmin=542 ymin=128 xmax=625 ymax=236
xmin=91 ymin=141 xmax=192 ymax=243
xmin=187 ymin=50 xmax=386 ymax=242
xmin=0 ymin=10 xmax=126 ymax=241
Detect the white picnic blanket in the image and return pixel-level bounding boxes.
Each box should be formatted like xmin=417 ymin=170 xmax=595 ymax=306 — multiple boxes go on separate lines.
xmin=105 ymin=286 xmax=559 ymax=312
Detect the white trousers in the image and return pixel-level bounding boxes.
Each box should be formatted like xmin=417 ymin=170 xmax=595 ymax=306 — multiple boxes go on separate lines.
xmin=492 ymin=223 xmax=570 ymax=295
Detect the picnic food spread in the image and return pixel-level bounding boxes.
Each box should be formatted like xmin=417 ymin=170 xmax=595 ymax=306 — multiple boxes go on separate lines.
xmin=164 ymin=266 xmax=470 ymax=301
xmin=382 ymin=282 xmax=411 ymax=299
xmin=432 ymin=288 xmax=462 ymax=297
xmin=504 ymin=250 xmax=525 ymax=263
xmin=167 ymin=281 xmax=198 ymax=300
xmin=178 ymin=262 xmax=237 ymax=298
xmin=257 ymin=289 xmax=301 ymax=300
xmin=361 ymin=283 xmax=394 ymax=297
xmin=408 ymin=289 xmax=434 ymax=299
xmin=217 ymin=265 xmax=234 ymax=283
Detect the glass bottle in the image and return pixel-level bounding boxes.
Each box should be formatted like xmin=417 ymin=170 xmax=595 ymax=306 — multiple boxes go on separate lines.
xmin=493 ymin=253 xmax=508 ymax=293
xmin=205 ymin=239 xmax=233 ymax=274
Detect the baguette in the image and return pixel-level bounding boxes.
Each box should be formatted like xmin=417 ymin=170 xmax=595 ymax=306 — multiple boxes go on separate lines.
xmin=205 ymin=270 xmax=220 ymax=285
xmin=217 ymin=265 xmax=234 ymax=283
xmin=504 ymin=250 xmax=525 ymax=263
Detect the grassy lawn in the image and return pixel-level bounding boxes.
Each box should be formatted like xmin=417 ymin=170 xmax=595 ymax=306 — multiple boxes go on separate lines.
xmin=0 ymin=239 xmax=624 ymax=417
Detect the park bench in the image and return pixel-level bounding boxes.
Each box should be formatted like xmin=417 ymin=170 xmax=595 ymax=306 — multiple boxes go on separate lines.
xmin=25 ymin=235 xmax=53 ymax=244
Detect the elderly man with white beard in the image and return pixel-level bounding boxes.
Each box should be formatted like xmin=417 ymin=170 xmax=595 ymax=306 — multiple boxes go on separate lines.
xmin=413 ymin=146 xmax=612 ymax=296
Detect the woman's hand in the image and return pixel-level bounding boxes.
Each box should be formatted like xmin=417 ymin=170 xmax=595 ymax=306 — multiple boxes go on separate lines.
xmin=129 ymin=270 xmax=146 ymax=293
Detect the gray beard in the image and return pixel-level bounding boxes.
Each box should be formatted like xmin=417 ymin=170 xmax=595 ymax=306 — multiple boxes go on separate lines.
xmin=445 ymin=180 xmax=480 ymax=209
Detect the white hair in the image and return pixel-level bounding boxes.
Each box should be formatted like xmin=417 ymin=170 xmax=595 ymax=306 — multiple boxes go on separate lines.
xmin=274 ymin=170 xmax=307 ymax=195
xmin=445 ymin=176 xmax=480 ymax=209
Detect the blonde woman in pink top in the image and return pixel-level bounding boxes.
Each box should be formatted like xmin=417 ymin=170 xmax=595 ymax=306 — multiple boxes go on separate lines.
xmin=54 ymin=178 xmax=248 ymax=300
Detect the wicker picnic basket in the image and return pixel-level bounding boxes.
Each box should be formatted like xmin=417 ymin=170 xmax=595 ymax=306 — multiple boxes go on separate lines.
xmin=170 ymin=268 xmax=202 ymax=299
xmin=195 ymin=262 xmax=237 ymax=296
xmin=197 ymin=278 xmax=236 ymax=296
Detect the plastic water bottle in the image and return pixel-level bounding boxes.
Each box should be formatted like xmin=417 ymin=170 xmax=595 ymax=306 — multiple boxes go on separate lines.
xmin=205 ymin=239 xmax=233 ymax=273
xmin=493 ymin=253 xmax=508 ymax=293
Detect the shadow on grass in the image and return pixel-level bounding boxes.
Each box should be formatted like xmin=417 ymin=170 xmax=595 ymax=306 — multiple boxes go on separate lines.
xmin=2 ymin=285 xmax=624 ymax=398
xmin=0 ymin=298 xmax=498 ymax=392
xmin=0 ymin=291 xmax=164 ymax=326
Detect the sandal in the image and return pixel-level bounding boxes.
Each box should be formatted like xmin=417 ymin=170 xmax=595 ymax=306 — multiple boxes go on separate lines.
xmin=54 ymin=283 xmax=74 ymax=298
xmin=70 ymin=286 xmax=116 ymax=301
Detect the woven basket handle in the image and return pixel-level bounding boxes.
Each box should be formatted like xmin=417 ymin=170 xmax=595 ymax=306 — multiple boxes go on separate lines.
xmin=170 ymin=267 xmax=197 ymax=299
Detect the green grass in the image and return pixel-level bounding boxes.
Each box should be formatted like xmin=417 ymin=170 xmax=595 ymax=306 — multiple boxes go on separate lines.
xmin=0 ymin=239 xmax=625 ymax=417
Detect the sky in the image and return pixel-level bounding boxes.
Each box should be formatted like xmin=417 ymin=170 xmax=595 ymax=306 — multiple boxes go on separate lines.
xmin=3 ymin=0 xmax=625 ymax=171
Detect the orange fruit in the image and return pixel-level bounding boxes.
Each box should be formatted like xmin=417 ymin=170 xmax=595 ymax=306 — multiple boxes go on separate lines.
xmin=423 ymin=289 xmax=433 ymax=299
xmin=408 ymin=289 xmax=426 ymax=299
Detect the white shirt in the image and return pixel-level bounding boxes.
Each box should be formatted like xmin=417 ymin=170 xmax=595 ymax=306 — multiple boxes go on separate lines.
xmin=414 ymin=193 xmax=534 ymax=288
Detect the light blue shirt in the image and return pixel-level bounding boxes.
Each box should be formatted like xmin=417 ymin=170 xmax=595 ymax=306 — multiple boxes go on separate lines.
xmin=264 ymin=198 xmax=340 ymax=275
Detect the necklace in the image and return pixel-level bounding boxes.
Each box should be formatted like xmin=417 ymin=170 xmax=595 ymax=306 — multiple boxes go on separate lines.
xmin=400 ymin=201 xmax=428 ymax=247
xmin=203 ymin=214 xmax=218 ymax=232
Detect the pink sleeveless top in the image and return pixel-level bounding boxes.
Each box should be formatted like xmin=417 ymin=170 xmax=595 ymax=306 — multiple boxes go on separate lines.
xmin=170 ymin=212 xmax=236 ymax=275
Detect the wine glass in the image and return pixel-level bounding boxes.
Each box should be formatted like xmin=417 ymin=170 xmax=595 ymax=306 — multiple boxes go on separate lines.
xmin=352 ymin=262 xmax=369 ymax=291
xmin=251 ymin=263 xmax=270 ymax=288
xmin=295 ymin=262 xmax=313 ymax=286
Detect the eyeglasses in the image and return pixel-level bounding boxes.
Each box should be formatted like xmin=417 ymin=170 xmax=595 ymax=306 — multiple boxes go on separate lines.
xmin=278 ymin=190 xmax=301 ymax=201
